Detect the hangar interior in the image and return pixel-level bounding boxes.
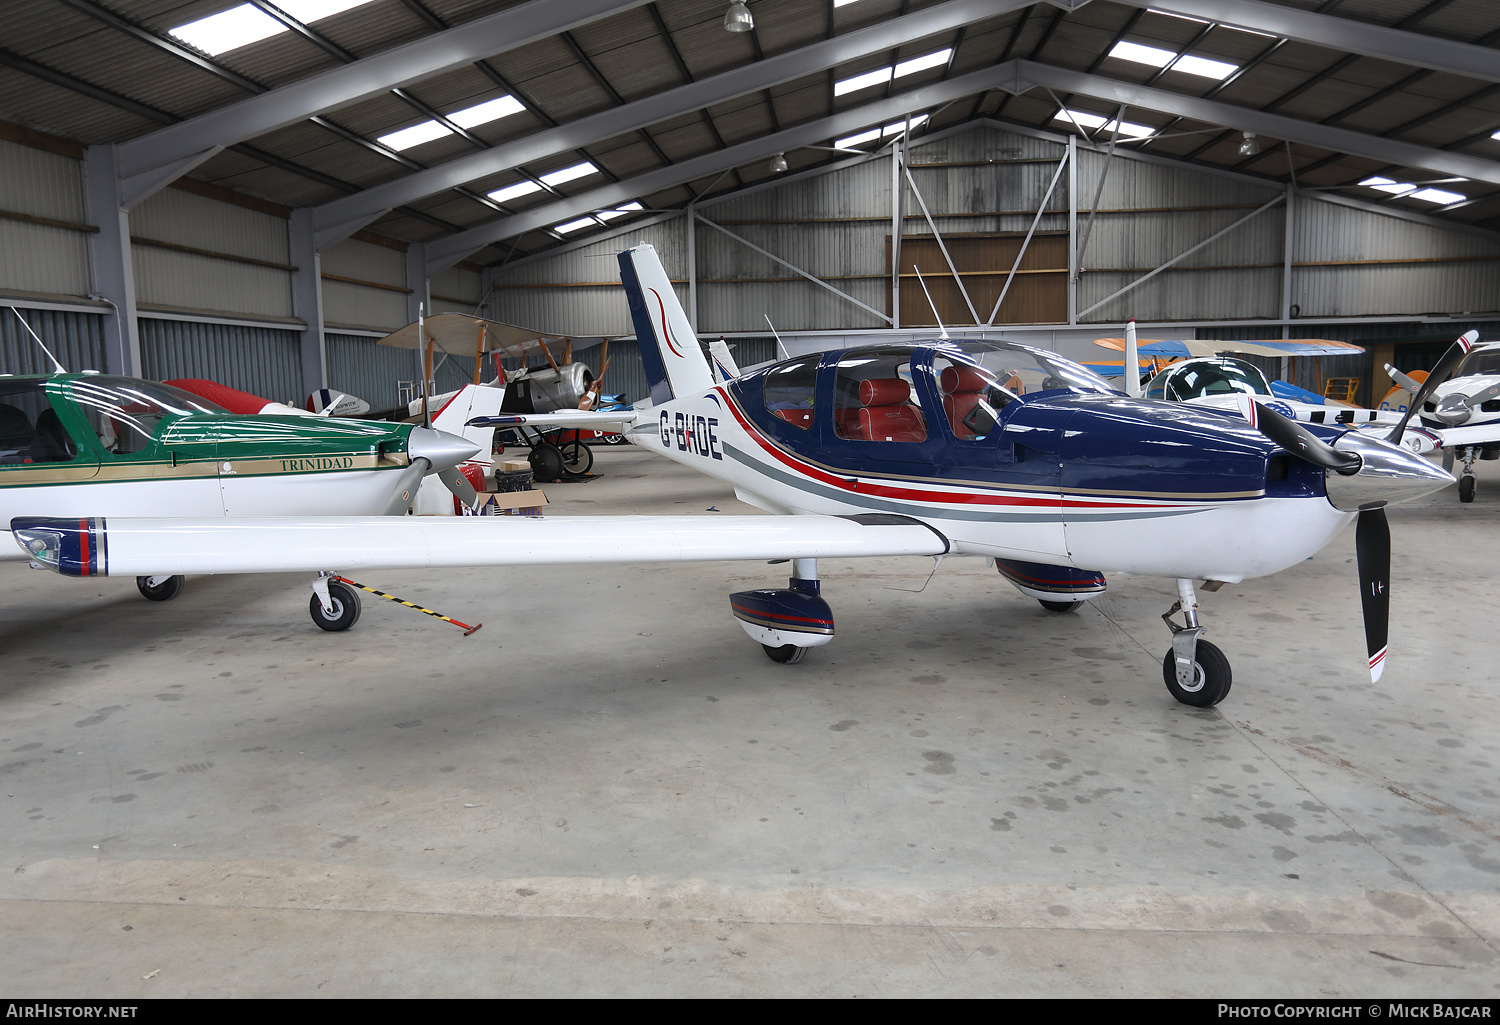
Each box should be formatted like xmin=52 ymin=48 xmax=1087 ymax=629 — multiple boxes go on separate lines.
xmin=3 ymin=0 xmax=1500 ymax=998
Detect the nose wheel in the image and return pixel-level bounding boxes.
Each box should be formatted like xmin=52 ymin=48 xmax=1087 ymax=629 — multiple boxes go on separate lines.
xmin=1161 ymin=579 xmax=1232 ymax=707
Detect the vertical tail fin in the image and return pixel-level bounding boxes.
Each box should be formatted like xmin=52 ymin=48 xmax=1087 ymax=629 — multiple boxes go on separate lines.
xmin=708 ymin=338 xmax=741 ymax=383
xmin=619 ymin=244 xmax=714 ymax=404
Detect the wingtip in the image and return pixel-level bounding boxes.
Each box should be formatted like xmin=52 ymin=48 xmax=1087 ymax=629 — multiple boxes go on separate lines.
xmin=1369 ymin=646 xmax=1387 ymax=683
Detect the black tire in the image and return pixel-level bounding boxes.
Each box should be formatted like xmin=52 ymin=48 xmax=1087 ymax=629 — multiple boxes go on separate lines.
xmin=529 ymin=443 xmax=565 ymax=483
xmin=762 ymin=643 xmax=807 ymax=664
xmin=136 ymin=575 xmax=185 ymax=602
xmin=309 ymin=580 xmax=362 ymax=632
xmin=1459 ymin=474 xmax=1476 ymax=503
xmin=601 ymin=432 xmax=625 ymax=445
xmin=1039 ymin=599 xmax=1080 ymax=613
xmin=560 ymin=439 xmax=594 ymax=475
xmin=1161 ymin=639 xmax=1232 ymax=707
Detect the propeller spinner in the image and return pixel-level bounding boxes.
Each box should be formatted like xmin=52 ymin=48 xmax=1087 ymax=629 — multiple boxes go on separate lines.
xmin=1235 ymin=395 xmax=1452 ymax=681
xmin=382 ymin=426 xmax=482 ymax=516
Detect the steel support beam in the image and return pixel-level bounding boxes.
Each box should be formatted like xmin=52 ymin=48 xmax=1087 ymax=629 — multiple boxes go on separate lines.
xmin=698 ymin=218 xmax=893 ymax=327
xmin=312 ymin=0 xmax=1033 ymax=245
xmin=81 ymin=145 xmax=140 ymax=377
xmin=903 ymin=156 xmax=979 ymax=325
xmin=115 ymin=0 xmax=652 ymax=186
xmin=1010 ymin=60 xmax=1500 ymax=188
xmin=891 ymin=138 xmax=904 ymax=329
xmin=687 ymin=204 xmax=698 ymax=335
xmin=1078 ymin=192 xmax=1285 ymax=319
xmin=406 ymin=243 xmax=430 ymax=326
xmin=989 ymin=150 xmax=1069 ymax=325
xmin=1066 ymin=134 xmax=1077 ymax=325
xmin=1138 ymin=0 xmax=1500 ymax=86
xmin=1281 ymin=183 xmax=1294 ymax=338
xmin=423 ymin=62 xmax=1043 ymax=272
xmin=288 ymin=209 xmax=328 ymax=398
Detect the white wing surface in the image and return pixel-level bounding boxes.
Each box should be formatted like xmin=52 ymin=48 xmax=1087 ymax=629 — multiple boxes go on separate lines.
xmin=14 ymin=514 xmax=948 ymax=578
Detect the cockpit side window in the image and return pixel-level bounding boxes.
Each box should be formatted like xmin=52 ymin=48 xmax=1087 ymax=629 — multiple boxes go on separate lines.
xmin=930 ymin=355 xmax=1014 ymax=440
xmin=0 ymin=381 xmax=79 ymax=465
xmin=762 ymin=354 xmax=819 ymax=431
xmin=832 ymin=351 xmax=927 ymax=443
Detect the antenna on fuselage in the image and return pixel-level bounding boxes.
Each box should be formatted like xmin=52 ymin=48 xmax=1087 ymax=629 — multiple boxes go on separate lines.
xmin=764 ymin=313 xmax=789 ymax=361
xmin=6 ymin=306 xmax=66 ymax=374
xmin=912 ymin=265 xmax=948 ymax=340
xmin=1124 ymin=318 xmax=1142 ymax=397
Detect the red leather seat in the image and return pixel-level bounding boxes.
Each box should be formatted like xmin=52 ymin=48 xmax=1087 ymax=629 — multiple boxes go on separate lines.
xmin=851 ymin=378 xmax=926 ymax=442
xmin=941 ymin=365 xmax=989 ymax=439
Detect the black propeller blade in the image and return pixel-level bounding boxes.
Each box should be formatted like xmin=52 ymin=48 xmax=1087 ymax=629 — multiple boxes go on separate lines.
xmin=1356 ymin=509 xmax=1390 ymax=683
xmin=1235 ymin=396 xmax=1360 ymax=475
xmin=1387 ymin=329 xmax=1478 ymax=445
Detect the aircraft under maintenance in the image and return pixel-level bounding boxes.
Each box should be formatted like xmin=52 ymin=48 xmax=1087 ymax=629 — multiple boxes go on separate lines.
xmin=14 ymin=245 xmax=1452 ymax=708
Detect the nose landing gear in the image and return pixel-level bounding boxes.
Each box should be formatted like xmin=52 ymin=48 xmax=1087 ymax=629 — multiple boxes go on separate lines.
xmin=1161 ymin=578 xmax=1232 ymax=707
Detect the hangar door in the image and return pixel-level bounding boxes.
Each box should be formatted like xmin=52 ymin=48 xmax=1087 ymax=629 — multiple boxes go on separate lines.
xmin=888 ymin=231 xmax=1067 ymax=327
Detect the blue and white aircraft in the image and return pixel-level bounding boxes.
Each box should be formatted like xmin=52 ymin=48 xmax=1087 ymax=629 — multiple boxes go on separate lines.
xmin=13 ymin=246 xmax=1452 ymax=707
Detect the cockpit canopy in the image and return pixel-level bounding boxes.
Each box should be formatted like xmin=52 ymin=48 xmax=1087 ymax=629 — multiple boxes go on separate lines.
xmin=755 ymin=340 xmax=1113 ymax=444
xmin=1144 ymin=357 xmax=1273 ymax=403
xmin=0 ymin=375 xmax=227 ymax=464
xmin=1453 ymin=344 xmax=1500 ymax=380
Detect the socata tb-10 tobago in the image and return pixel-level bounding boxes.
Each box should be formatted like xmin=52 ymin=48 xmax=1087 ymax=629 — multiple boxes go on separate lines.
xmin=13 ymin=245 xmax=1452 ymax=707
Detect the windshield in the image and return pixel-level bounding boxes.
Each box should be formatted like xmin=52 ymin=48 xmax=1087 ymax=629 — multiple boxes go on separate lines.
xmin=1152 ymin=358 xmax=1272 ymax=401
xmin=66 ymin=376 xmax=226 ymax=454
xmin=935 ymin=340 xmax=1115 ymax=397
xmin=1455 ymin=348 xmax=1500 ymax=379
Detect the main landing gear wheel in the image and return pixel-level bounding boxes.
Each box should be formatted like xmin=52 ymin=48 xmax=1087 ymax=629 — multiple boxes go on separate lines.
xmin=560 ymin=439 xmax=594 ymax=475
xmin=601 ymin=432 xmax=624 ymax=445
xmin=136 ymin=575 xmax=185 ymax=602
xmin=762 ymin=643 xmax=807 ymax=664
xmin=1161 ymin=639 xmax=1232 ymax=707
xmin=529 ymin=442 xmax=565 ymax=483
xmin=309 ymin=580 xmax=362 ymax=632
xmin=1459 ymin=474 xmax=1476 ymax=503
xmin=1039 ymin=599 xmax=1080 ymax=613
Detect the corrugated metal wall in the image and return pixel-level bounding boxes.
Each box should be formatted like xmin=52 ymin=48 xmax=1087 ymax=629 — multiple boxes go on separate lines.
xmin=492 ymin=218 xmax=688 ymax=337
xmin=326 ymin=332 xmax=476 ymax=412
xmin=1292 ymin=200 xmax=1500 ymax=318
xmin=1076 ymin=152 xmax=1285 ymax=323
xmin=0 ymin=139 xmax=91 ymax=297
xmin=0 ymin=306 xmax=105 ymax=374
xmin=429 ymin=264 xmax=482 ymax=316
xmin=130 ymin=187 xmax=294 ymax=317
xmin=321 ymin=237 xmax=409 ymax=331
xmin=138 ymin=317 xmax=301 ymax=401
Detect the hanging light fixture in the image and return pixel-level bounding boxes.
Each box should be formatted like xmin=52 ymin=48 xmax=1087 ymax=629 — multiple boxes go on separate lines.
xmin=1238 ymin=130 xmax=1260 ymax=157
xmin=769 ymin=151 xmax=788 ymax=173
xmin=723 ymin=1 xmax=753 ymax=33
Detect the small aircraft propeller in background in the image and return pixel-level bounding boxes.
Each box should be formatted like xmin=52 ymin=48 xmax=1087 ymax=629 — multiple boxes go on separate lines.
xmin=1386 ymin=330 xmax=1479 ymax=442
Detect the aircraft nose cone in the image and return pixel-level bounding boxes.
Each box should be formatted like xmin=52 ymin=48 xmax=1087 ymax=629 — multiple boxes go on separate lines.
xmin=1324 ymin=431 xmax=1454 ymax=511
xmin=1434 ymin=393 xmax=1472 ymax=425
xmin=406 ymin=426 xmax=481 ymax=472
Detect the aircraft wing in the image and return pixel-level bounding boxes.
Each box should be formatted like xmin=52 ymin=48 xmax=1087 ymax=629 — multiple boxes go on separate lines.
xmin=377 ymin=312 xmax=601 ymax=362
xmin=1093 ymin=337 xmax=1364 ymax=358
xmin=1423 ymin=422 xmax=1500 ymax=449
xmin=13 ymin=514 xmax=950 ymax=578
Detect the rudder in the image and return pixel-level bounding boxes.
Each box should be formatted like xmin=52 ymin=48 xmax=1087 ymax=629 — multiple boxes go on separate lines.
xmin=619 ymin=244 xmax=713 ymax=404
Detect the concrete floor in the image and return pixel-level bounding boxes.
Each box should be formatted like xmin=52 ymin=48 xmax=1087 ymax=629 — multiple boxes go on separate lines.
xmin=2 ymin=446 xmax=1498 ymax=997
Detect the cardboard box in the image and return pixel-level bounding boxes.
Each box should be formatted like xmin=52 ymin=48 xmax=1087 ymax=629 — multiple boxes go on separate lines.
xmin=499 ymin=458 xmax=532 ymax=473
xmin=459 ymin=489 xmax=549 ymax=517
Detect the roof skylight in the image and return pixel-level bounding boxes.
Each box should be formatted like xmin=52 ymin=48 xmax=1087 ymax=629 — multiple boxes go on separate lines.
xmin=554 ymin=218 xmax=597 ymax=234
xmin=1053 ymin=109 xmax=1155 ymax=139
xmin=1108 ymin=40 xmax=1238 ymax=80
xmin=169 ymin=1 xmax=375 ymax=57
xmin=1360 ymin=177 xmax=1466 ymax=204
xmin=488 ymin=180 xmax=544 ymax=204
xmin=596 ymin=202 xmax=644 ymax=221
xmin=834 ymin=49 xmax=952 ymax=96
xmin=834 ymin=113 xmax=929 ymax=149
xmin=540 ymin=162 xmax=600 ymax=187
xmin=376 ymin=95 xmax=526 ymax=151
